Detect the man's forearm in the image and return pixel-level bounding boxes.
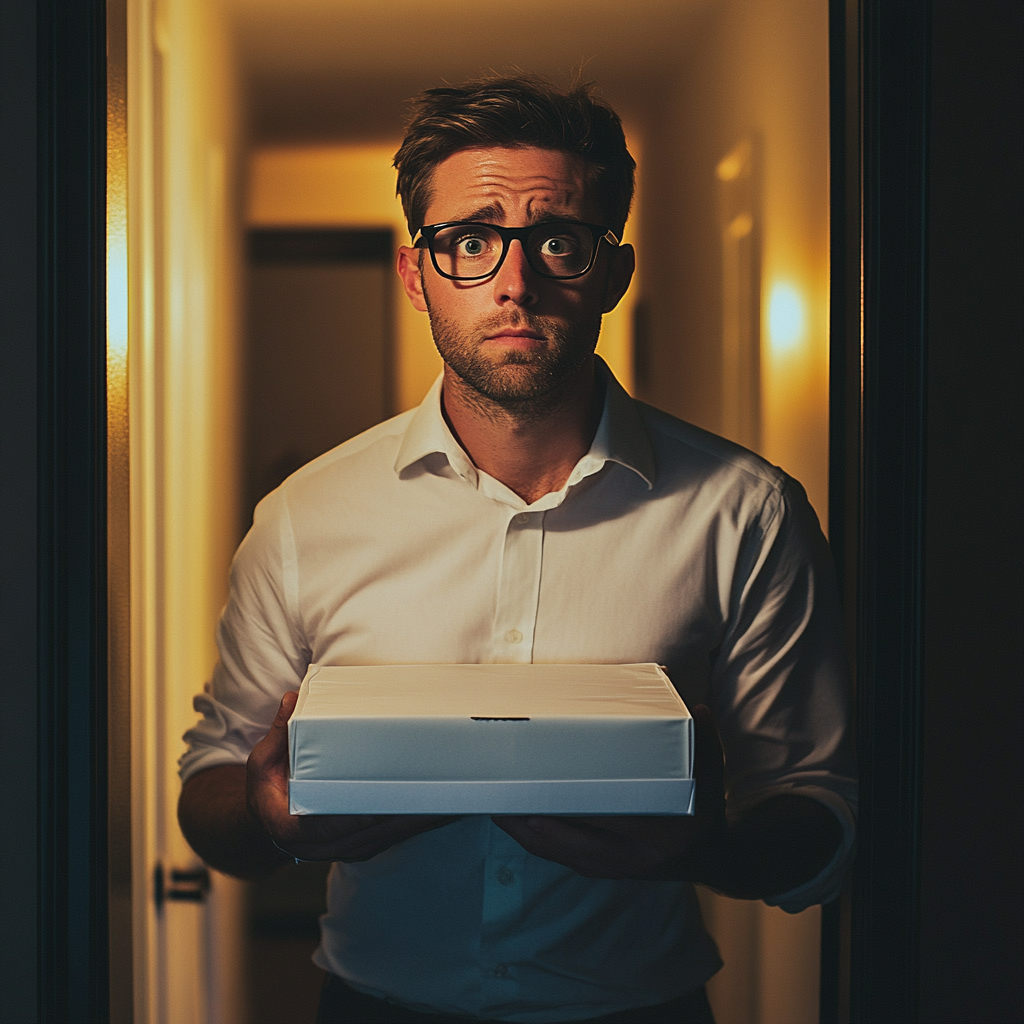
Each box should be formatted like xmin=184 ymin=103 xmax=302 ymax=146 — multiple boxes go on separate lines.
xmin=178 ymin=764 xmax=288 ymax=880
xmin=683 ymin=793 xmax=843 ymax=900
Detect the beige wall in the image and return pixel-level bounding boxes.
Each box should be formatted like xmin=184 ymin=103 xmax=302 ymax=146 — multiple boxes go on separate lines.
xmin=635 ymin=3 xmax=831 ymax=1023
xmin=638 ymin=0 xmax=830 ymax=525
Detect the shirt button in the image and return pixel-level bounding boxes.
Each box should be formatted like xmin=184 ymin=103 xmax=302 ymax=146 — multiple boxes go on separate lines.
xmin=493 ymin=963 xmax=510 ymax=978
xmin=496 ymin=866 xmax=514 ymax=886
xmin=504 ymin=629 xmax=523 ymax=645
xmin=513 ymin=512 xmax=529 ymax=526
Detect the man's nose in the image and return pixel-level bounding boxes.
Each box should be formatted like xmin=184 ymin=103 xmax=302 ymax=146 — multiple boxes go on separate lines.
xmin=493 ymin=239 xmax=539 ymax=307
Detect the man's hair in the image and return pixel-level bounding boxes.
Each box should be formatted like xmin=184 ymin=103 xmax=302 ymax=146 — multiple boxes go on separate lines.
xmin=393 ymin=74 xmax=636 ymax=237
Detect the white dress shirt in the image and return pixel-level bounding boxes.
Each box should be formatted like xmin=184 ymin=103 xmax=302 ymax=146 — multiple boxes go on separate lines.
xmin=181 ymin=362 xmax=856 ymax=1022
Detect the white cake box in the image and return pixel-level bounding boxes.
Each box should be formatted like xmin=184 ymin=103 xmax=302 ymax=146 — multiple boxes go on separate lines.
xmin=288 ymin=663 xmax=694 ymax=815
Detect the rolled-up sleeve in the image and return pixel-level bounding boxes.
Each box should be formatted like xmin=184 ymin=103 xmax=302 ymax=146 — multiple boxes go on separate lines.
xmin=179 ymin=487 xmax=310 ymax=783
xmin=710 ymin=476 xmax=857 ymax=912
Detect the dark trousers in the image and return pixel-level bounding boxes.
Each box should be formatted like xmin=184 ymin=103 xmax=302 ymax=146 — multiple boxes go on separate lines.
xmin=315 ymin=973 xmax=716 ymax=1024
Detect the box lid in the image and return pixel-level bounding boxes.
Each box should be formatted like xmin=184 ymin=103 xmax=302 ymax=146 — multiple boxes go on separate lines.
xmin=288 ymin=663 xmax=692 ymax=785
xmin=292 ymin=662 xmax=689 ymax=720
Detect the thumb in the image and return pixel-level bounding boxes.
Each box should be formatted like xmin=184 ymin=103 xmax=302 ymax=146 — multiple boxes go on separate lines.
xmin=274 ymin=689 xmax=299 ymax=728
xmin=251 ymin=690 xmax=298 ymax=771
xmin=690 ymin=704 xmax=726 ymax=824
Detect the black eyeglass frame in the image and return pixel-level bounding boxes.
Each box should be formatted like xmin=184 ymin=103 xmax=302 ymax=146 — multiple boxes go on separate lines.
xmin=412 ymin=220 xmax=621 ymax=281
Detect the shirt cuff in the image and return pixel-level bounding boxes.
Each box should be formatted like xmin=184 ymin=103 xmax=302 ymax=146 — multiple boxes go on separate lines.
xmin=178 ymin=746 xmax=248 ymax=786
xmin=178 ymin=692 xmax=263 ymax=784
xmin=730 ymin=784 xmax=856 ymax=914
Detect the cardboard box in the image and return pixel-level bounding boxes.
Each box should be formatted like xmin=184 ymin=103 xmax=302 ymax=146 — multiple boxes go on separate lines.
xmin=288 ymin=663 xmax=694 ymax=815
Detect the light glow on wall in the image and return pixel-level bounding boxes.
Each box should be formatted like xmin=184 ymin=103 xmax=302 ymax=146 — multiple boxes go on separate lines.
xmin=767 ymin=281 xmax=806 ymax=354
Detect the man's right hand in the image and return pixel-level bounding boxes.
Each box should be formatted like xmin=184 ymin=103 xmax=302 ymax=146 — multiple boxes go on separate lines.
xmin=247 ymin=690 xmax=459 ymax=864
xmin=178 ymin=691 xmax=458 ymax=879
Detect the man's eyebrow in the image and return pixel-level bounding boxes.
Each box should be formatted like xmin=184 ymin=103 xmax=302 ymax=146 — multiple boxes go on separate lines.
xmin=524 ymin=211 xmax=575 ymax=225
xmin=461 ymin=202 xmax=505 ymax=223
xmin=458 ymin=205 xmax=576 ymax=226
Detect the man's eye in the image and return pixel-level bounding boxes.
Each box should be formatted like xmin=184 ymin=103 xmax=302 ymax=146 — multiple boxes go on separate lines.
xmin=457 ymin=235 xmax=489 ymax=257
xmin=538 ymin=235 xmax=581 ymax=257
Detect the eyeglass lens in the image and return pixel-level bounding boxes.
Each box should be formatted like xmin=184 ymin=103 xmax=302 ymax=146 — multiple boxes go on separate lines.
xmin=431 ymin=223 xmax=597 ymax=279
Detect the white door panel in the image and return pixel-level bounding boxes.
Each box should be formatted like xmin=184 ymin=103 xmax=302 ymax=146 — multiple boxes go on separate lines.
xmin=129 ymin=0 xmax=245 ymax=1019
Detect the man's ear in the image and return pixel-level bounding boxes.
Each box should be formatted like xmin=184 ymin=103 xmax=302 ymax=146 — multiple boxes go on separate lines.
xmin=601 ymin=243 xmax=636 ymax=314
xmin=397 ymin=245 xmax=429 ymax=313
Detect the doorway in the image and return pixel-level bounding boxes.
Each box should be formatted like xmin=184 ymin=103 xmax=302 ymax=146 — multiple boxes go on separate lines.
xmin=243 ymin=227 xmax=394 ymax=527
xmin=125 ymin=1 xmax=835 ymax=1022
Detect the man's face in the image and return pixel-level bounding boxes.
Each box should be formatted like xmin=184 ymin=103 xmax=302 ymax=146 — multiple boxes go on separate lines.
xmin=397 ymin=146 xmax=634 ymax=409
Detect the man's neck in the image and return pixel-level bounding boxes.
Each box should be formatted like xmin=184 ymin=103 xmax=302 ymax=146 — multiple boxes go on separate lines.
xmin=441 ymin=358 xmax=604 ymax=505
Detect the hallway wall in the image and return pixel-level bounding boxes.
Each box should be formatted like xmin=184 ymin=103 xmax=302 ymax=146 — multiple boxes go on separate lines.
xmin=639 ymin=0 xmax=831 ymax=525
xmin=635 ymin=4 xmax=832 ymax=1022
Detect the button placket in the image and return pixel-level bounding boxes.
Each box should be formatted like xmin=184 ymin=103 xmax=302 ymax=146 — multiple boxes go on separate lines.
xmin=481 ymin=833 xmax=526 ymax=926
xmin=480 ymin=826 xmax=527 ymax=990
xmin=490 ymin=511 xmax=544 ymax=663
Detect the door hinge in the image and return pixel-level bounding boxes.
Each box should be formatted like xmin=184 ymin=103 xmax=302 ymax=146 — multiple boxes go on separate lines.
xmin=154 ymin=860 xmax=211 ymax=910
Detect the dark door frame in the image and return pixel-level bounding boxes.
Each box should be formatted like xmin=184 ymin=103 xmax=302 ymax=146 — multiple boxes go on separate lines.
xmin=34 ymin=0 xmax=110 ymax=1021
xmin=825 ymin=1 xmax=931 ymax=1021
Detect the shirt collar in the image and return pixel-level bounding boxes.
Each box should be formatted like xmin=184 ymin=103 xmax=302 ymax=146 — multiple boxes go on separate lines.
xmin=394 ymin=372 xmax=480 ymax=485
xmin=394 ymin=357 xmax=656 ymax=493
xmin=590 ymin=358 xmax=657 ymax=490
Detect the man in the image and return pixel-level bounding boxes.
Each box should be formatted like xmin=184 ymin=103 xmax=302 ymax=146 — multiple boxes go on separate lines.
xmin=179 ymin=76 xmax=855 ymax=1024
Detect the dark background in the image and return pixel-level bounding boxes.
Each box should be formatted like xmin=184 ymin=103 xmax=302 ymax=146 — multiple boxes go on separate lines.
xmin=918 ymin=3 xmax=1023 ymax=1021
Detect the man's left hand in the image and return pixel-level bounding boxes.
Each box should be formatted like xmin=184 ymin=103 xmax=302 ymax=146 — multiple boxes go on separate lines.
xmin=493 ymin=703 xmax=726 ymax=880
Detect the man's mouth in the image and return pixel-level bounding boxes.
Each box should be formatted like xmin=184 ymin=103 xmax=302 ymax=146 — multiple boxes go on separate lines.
xmin=485 ymin=327 xmax=547 ymax=342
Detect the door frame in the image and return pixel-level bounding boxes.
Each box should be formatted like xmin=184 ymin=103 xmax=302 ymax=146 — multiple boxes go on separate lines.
xmin=824 ymin=2 xmax=931 ymax=1021
xmin=34 ymin=0 xmax=113 ymax=1020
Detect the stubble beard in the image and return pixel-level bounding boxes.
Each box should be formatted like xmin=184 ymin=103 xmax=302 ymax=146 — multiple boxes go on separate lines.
xmin=422 ymin=284 xmax=603 ymax=421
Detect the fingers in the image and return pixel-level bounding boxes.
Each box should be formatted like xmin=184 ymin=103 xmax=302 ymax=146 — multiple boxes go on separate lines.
xmin=328 ymin=814 xmax=461 ymax=862
xmin=492 ymin=815 xmax=696 ymax=879
xmin=690 ymin=704 xmax=727 ymax=825
xmin=492 ymin=815 xmax=618 ymax=875
xmin=559 ymin=815 xmax=675 ymax=839
xmin=246 ymin=691 xmax=459 ymax=864
xmin=284 ymin=814 xmax=461 ymax=863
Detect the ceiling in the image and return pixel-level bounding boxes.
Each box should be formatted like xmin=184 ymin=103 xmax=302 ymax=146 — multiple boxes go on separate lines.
xmin=222 ymin=0 xmax=716 ymax=143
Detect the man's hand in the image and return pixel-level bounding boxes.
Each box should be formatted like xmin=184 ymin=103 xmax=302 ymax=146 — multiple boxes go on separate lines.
xmin=178 ymin=691 xmax=458 ymax=879
xmin=246 ymin=691 xmax=459 ymax=864
xmin=493 ymin=704 xmax=727 ymax=880
xmin=494 ymin=704 xmax=844 ymax=898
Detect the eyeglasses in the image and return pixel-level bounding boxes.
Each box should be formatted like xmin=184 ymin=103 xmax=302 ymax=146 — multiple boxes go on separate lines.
xmin=412 ymin=220 xmax=621 ymax=281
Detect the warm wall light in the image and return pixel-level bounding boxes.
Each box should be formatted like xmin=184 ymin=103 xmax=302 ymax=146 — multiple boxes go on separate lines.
xmin=767 ymin=282 xmax=805 ymax=353
xmin=716 ymin=139 xmax=751 ymax=184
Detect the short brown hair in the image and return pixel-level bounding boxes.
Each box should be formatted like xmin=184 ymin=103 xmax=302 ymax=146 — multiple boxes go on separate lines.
xmin=393 ymin=75 xmax=636 ymax=237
